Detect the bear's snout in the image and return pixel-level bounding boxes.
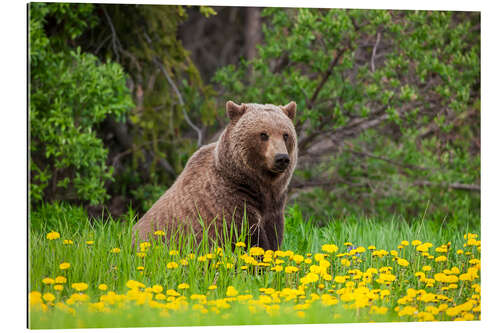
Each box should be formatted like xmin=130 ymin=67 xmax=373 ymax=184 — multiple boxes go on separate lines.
xmin=274 ymin=153 xmax=290 ymax=171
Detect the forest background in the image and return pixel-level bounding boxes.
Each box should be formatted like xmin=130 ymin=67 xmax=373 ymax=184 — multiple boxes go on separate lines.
xmin=29 ymin=2 xmax=480 ymax=228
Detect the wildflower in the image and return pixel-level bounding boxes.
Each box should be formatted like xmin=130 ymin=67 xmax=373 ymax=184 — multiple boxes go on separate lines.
xmin=249 ymin=247 xmax=265 ymax=256
xmin=152 ymin=285 xmax=163 ymax=293
xmin=59 ymin=262 xmax=70 ymax=270
xmin=42 ymin=277 xmax=55 ymax=285
xmin=86 ymin=241 xmax=94 ymax=245
xmin=43 ymin=293 xmax=56 ymax=302
xmin=137 ymin=266 xmax=144 ymax=271
xmin=422 ymin=265 xmax=432 ymax=272
xmin=126 ymin=280 xmax=145 ymax=289
xmin=397 ymin=258 xmax=409 ymax=267
xmin=54 ymin=276 xmax=67 ymax=284
xmin=334 ymin=276 xmax=346 ymax=284
xmin=178 ymin=283 xmax=190 ymax=290
xmin=154 ymin=230 xmax=166 ymax=236
xmin=435 ymin=256 xmax=447 ymax=262
xmin=63 ymin=239 xmax=73 ymax=245
xmin=368 ymin=245 xmax=376 ymax=250
xmin=457 ymin=249 xmax=464 ymax=255
xmin=110 ymin=248 xmax=121 ymax=253
xmin=344 ymin=242 xmax=353 ymax=246
xmin=292 ymin=254 xmax=304 ymax=264
xmin=226 ymin=286 xmax=239 ymax=297
xmin=208 ymin=285 xmax=217 ymax=290
xmin=71 ymin=282 xmax=88 ymax=292
xmin=167 ymin=262 xmax=179 ymax=269
xmin=401 ymin=240 xmax=409 ymax=246
xmin=235 ymin=242 xmax=246 ymax=248
xmin=271 ymin=265 xmax=283 ymax=272
xmin=46 ymin=231 xmax=60 ymax=240
xmin=136 ymin=252 xmax=146 ymax=258
xmin=98 ymin=284 xmax=108 ymax=291
xmin=285 ymin=266 xmax=299 ymax=274
xmin=411 ymin=240 xmax=422 ymax=246
xmin=180 ymin=259 xmax=189 ymax=266
xmin=321 ymin=244 xmax=338 ymax=253
xmin=169 ymin=250 xmax=179 ymax=256
xmin=53 ymin=285 xmax=63 ymax=291
xmin=341 ymin=258 xmax=351 ymax=267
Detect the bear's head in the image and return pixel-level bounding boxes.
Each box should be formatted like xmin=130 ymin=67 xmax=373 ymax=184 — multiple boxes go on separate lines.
xmin=216 ymin=101 xmax=298 ymax=185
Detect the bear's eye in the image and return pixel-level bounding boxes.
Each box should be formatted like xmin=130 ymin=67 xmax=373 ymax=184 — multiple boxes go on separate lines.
xmin=283 ymin=133 xmax=289 ymax=141
xmin=260 ymin=132 xmax=269 ymax=141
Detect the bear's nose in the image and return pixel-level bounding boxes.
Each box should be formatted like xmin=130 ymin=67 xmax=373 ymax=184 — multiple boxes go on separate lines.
xmin=274 ymin=154 xmax=290 ymax=170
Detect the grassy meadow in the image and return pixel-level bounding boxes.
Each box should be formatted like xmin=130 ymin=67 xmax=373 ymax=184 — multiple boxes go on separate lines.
xmin=28 ymin=203 xmax=480 ymax=329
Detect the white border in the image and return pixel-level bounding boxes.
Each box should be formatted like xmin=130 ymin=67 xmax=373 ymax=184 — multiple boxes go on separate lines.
xmin=2 ymin=0 xmax=498 ymax=332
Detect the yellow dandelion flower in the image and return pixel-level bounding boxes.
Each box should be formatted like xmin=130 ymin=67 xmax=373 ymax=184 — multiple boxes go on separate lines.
xmin=46 ymin=231 xmax=60 ymax=240
xmin=43 ymin=293 xmax=56 ymax=302
xmin=412 ymin=240 xmax=422 ymax=246
xmin=137 ymin=266 xmax=144 ymax=271
xmin=59 ymin=262 xmax=70 ymax=270
xmin=62 ymin=239 xmax=73 ymax=245
xmin=167 ymin=262 xmax=179 ymax=269
xmin=154 ymin=230 xmax=166 ymax=236
xmin=208 ymin=285 xmax=217 ymax=290
xmin=292 ymin=254 xmax=304 ymax=264
xmin=178 ymin=283 xmax=189 ymax=290
xmin=401 ymin=240 xmax=409 ymax=246
xmin=98 ymin=284 xmax=108 ymax=291
xmin=334 ymin=276 xmax=346 ymax=284
xmin=368 ymin=245 xmax=376 ymax=250
xmin=54 ymin=276 xmax=67 ymax=284
xmin=110 ymin=248 xmax=121 ymax=253
xmin=71 ymin=282 xmax=88 ymax=292
xmin=422 ymin=265 xmax=432 ymax=272
xmin=321 ymin=244 xmax=339 ymax=253
xmin=42 ymin=277 xmax=55 ymax=285
xmin=234 ymin=242 xmax=245 ymax=248
xmin=344 ymin=242 xmax=353 ymax=246
xmin=86 ymin=240 xmax=94 ymax=245
xmin=226 ymin=286 xmax=239 ymax=297
xmin=152 ymin=285 xmax=163 ymax=293
xmin=136 ymin=252 xmax=146 ymax=258
xmin=249 ymin=247 xmax=265 ymax=256
xmin=435 ymin=256 xmax=447 ymax=262
xmin=271 ymin=265 xmax=283 ymax=272
xmin=285 ymin=266 xmax=299 ymax=274
xmin=397 ymin=258 xmax=410 ymax=267
xmin=53 ymin=284 xmax=64 ymax=291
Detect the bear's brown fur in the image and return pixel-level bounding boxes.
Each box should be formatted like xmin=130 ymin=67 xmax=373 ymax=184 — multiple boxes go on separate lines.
xmin=132 ymin=101 xmax=297 ymax=250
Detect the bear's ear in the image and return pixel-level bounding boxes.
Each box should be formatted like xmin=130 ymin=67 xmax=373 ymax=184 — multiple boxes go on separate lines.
xmin=226 ymin=101 xmax=247 ymax=122
xmin=280 ymin=101 xmax=297 ymax=121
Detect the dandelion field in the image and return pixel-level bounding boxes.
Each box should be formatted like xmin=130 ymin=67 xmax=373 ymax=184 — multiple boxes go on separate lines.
xmin=28 ymin=204 xmax=480 ymax=329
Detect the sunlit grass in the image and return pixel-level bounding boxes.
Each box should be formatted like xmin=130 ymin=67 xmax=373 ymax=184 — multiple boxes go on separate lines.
xmin=29 ymin=204 xmax=480 ymax=328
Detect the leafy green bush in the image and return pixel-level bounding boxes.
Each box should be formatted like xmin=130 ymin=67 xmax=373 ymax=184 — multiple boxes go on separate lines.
xmin=215 ymin=9 xmax=480 ymax=222
xmin=29 ymin=3 xmax=134 ymax=206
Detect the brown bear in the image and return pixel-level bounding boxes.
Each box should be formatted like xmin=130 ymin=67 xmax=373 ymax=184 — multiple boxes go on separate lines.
xmin=132 ymin=101 xmax=297 ymax=251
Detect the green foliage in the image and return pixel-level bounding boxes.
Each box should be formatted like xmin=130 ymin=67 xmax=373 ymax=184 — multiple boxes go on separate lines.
xmin=30 ymin=3 xmax=134 ymax=206
xmin=83 ymin=4 xmax=218 ymax=209
xmin=215 ymin=9 xmax=480 ymax=222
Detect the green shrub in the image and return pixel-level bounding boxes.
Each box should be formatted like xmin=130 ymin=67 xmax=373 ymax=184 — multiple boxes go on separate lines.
xmin=29 ymin=3 xmax=134 ymax=206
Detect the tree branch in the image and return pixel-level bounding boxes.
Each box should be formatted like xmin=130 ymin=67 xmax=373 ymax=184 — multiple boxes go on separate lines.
xmin=413 ymin=180 xmax=480 ymax=192
xmin=371 ymin=32 xmax=381 ymax=72
xmin=307 ymin=45 xmax=349 ymax=109
xmin=152 ymin=56 xmax=204 ymax=147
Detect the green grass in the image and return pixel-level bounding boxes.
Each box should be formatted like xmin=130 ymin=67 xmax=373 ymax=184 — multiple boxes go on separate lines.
xmin=29 ymin=203 xmax=481 ymax=329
